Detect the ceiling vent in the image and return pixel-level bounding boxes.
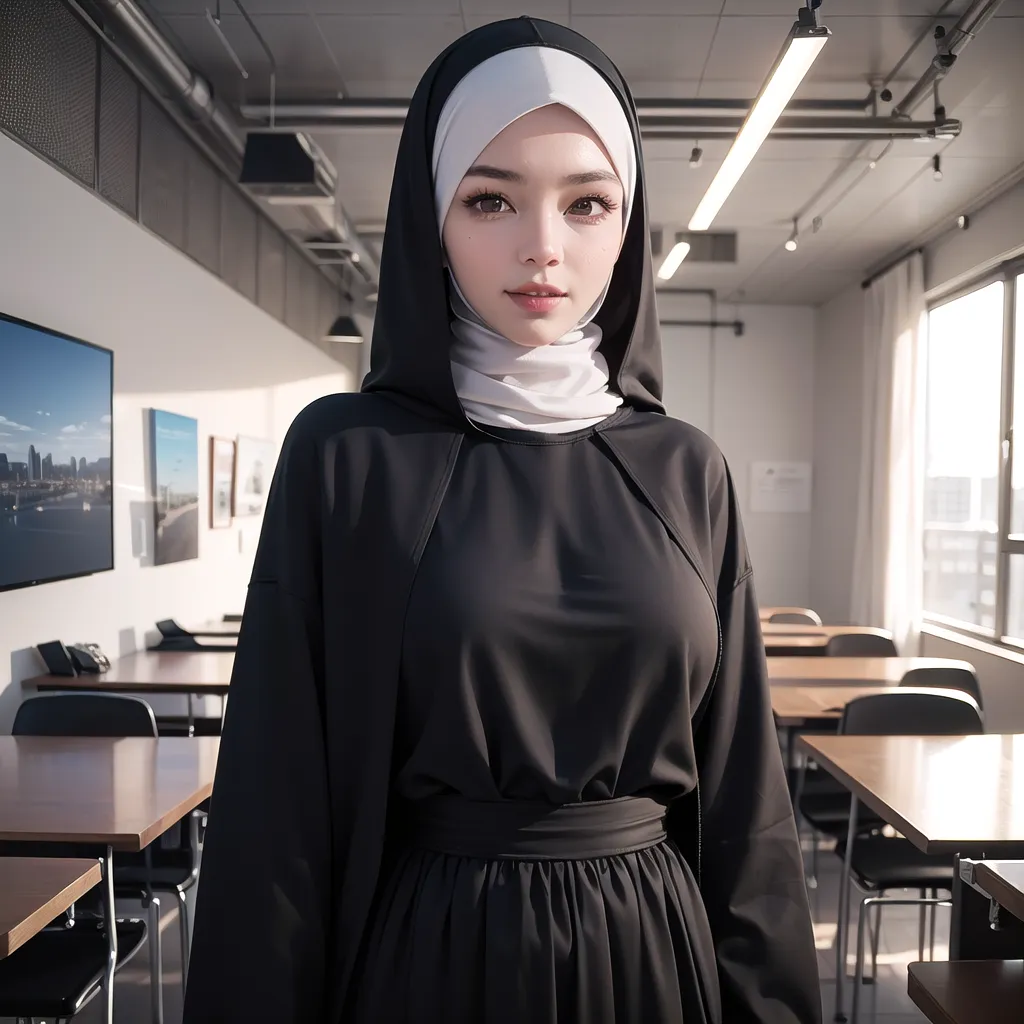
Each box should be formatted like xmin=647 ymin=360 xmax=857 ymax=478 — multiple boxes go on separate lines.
xmin=240 ymin=132 xmax=336 ymax=202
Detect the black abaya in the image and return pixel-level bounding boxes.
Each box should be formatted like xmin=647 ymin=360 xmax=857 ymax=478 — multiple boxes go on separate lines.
xmin=182 ymin=16 xmax=821 ymax=1024
xmin=355 ymin=410 xmax=720 ymax=1021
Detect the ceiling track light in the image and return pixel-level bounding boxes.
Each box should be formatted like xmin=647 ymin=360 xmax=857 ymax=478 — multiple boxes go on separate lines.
xmin=656 ymin=234 xmax=692 ymax=280
xmin=784 ymin=218 xmax=799 ymax=252
xmin=687 ymin=6 xmax=830 ymax=231
xmin=689 ymin=144 xmax=703 ymax=168
xmin=932 ymin=154 xmax=943 ymax=181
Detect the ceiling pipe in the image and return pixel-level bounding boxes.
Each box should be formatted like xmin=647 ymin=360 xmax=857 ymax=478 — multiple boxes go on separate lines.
xmin=892 ymin=0 xmax=1007 ymax=117
xmin=89 ymin=0 xmax=378 ymax=281
xmin=239 ymin=102 xmax=959 ymax=142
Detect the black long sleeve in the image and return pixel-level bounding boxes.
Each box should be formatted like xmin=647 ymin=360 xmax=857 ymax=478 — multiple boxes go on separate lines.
xmin=695 ymin=563 xmax=822 ymax=1023
xmin=182 ymin=416 xmax=332 ymax=1021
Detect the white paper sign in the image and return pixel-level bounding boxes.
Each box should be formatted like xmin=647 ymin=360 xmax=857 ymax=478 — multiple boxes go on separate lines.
xmin=750 ymin=461 xmax=812 ymax=513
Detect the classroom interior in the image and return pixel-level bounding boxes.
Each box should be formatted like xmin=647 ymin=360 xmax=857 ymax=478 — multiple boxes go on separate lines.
xmin=2 ymin=0 xmax=1024 ymax=1022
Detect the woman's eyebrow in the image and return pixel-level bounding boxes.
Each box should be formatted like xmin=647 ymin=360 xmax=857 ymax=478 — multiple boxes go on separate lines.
xmin=463 ymin=165 xmax=620 ymax=187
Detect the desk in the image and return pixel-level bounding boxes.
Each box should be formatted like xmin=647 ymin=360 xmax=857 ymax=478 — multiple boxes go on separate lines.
xmin=23 ymin=652 xmax=234 ymax=734
xmin=771 ymin=686 xmax=889 ymax=727
xmin=763 ymin=626 xmax=892 ymax=656
xmin=907 ymin=960 xmax=1024 ymax=1024
xmin=0 ymin=858 xmax=102 ymax=958
xmin=0 ymin=736 xmax=217 ymax=1022
xmin=768 ymin=656 xmax=970 ymax=686
xmin=974 ymin=861 xmax=1024 ymax=925
xmin=0 ymin=736 xmax=218 ymax=851
xmin=798 ymin=734 xmax=1024 ymax=1019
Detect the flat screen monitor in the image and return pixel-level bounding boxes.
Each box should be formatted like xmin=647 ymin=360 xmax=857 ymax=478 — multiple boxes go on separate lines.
xmin=0 ymin=312 xmax=113 ymax=592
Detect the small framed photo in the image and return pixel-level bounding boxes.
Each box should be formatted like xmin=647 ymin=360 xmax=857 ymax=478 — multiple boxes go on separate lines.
xmin=233 ymin=435 xmax=276 ymax=517
xmin=209 ymin=437 xmax=236 ymax=529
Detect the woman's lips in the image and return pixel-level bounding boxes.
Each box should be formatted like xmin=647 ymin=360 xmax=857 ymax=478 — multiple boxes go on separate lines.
xmin=506 ymin=291 xmax=566 ymax=314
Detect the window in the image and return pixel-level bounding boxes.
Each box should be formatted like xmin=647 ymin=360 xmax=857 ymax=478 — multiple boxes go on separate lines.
xmin=923 ymin=269 xmax=1024 ymax=643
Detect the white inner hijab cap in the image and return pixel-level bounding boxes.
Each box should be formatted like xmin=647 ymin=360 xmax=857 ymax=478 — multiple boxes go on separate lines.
xmin=431 ymin=46 xmax=638 ymax=434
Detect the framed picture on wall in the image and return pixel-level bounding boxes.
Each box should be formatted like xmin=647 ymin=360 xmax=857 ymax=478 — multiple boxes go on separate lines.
xmin=209 ymin=437 xmax=235 ymax=529
xmin=233 ymin=436 xmax=276 ymax=517
xmin=150 ymin=409 xmax=199 ymax=565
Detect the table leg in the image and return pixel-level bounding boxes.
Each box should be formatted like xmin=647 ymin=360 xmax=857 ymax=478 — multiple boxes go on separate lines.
xmin=100 ymin=845 xmax=118 ymax=1024
xmin=834 ymin=794 xmax=859 ymax=1023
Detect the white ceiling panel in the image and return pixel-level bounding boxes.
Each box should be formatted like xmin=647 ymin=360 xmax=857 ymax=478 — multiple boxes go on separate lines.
xmin=314 ymin=15 xmax=465 ymax=83
xmin=723 ymin=1 xmax=969 ymax=15
xmin=571 ymin=0 xmax=725 ymax=13
xmin=564 ymin=16 xmax=721 ymax=80
xmin=460 ymin=0 xmax=567 ymax=16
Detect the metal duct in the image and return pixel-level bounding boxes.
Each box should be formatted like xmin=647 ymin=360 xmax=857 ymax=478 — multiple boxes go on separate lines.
xmin=90 ymin=0 xmax=377 ymax=281
xmin=892 ymin=0 xmax=1007 ymax=117
xmin=238 ymin=103 xmax=961 ymax=142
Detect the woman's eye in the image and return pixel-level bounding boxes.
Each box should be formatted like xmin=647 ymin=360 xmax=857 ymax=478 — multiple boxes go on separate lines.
xmin=474 ymin=196 xmax=509 ymax=214
xmin=569 ymin=198 xmax=604 ymax=218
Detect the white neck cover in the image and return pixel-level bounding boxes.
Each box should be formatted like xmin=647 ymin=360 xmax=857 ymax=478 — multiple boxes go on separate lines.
xmin=432 ymin=46 xmax=636 ymax=433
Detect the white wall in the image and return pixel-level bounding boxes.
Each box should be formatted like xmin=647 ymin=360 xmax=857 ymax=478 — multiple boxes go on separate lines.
xmin=809 ymin=282 xmax=865 ymax=625
xmin=657 ymin=293 xmax=816 ymax=605
xmin=0 ymin=132 xmax=355 ymax=730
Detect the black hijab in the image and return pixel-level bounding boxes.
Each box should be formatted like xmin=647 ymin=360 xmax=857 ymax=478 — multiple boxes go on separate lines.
xmin=361 ymin=16 xmax=666 ymax=426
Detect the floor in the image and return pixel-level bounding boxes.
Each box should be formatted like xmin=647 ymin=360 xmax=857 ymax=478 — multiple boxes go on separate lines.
xmin=2 ymin=833 xmax=938 ymax=1024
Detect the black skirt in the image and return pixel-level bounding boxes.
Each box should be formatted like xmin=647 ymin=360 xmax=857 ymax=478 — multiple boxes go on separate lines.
xmin=352 ymin=796 xmax=721 ymax=1024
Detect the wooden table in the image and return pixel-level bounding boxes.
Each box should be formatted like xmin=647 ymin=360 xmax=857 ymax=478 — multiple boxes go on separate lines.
xmin=762 ymin=625 xmax=893 ymax=656
xmin=771 ymin=685 xmax=891 ymax=727
xmin=799 ymin=733 xmax=1024 ymax=1019
xmin=23 ymin=652 xmax=233 ymax=698
xmin=975 ymin=861 xmax=1024 ymax=925
xmin=0 ymin=857 xmax=102 ymax=958
xmin=908 ymin=960 xmax=1024 ymax=1024
xmin=0 ymin=736 xmax=218 ymax=1021
xmin=768 ymin=655 xmax=972 ymax=686
xmin=23 ymin=651 xmax=234 ymax=734
xmin=796 ymin=734 xmax=1024 ymax=856
xmin=0 ymin=735 xmax=219 ymax=851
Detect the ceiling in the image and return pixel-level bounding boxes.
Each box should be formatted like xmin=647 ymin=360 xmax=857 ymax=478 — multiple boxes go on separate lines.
xmin=139 ymin=0 xmax=1024 ymax=304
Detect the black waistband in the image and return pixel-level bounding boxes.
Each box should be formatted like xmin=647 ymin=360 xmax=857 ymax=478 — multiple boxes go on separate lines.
xmin=398 ymin=795 xmax=668 ymax=861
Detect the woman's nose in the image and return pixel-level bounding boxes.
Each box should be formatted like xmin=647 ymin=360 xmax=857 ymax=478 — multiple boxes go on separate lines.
xmin=519 ymin=207 xmax=564 ymax=266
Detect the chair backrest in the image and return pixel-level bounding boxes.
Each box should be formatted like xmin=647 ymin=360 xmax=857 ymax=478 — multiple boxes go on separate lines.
xmin=899 ymin=666 xmax=983 ymax=710
xmin=825 ymin=631 xmax=899 ymax=657
xmin=13 ymin=693 xmax=158 ymax=737
xmin=769 ymin=610 xmax=823 ymax=626
xmin=839 ymin=688 xmax=983 ymax=737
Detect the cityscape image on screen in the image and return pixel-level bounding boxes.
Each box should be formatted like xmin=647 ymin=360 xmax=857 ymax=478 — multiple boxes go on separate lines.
xmin=0 ymin=313 xmax=113 ymax=591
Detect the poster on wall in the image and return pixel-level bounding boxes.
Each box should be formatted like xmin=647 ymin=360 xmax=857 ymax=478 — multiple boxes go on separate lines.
xmin=750 ymin=461 xmax=813 ymax=513
xmin=150 ymin=409 xmax=199 ymax=565
xmin=233 ymin=436 xmax=276 ymax=517
xmin=209 ymin=437 xmax=235 ymax=529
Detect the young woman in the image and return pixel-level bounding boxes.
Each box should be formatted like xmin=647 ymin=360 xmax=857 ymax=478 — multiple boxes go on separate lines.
xmin=183 ymin=17 xmax=821 ymax=1024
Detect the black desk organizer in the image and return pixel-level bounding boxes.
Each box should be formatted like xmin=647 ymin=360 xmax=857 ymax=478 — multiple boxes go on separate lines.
xmin=147 ymin=619 xmax=236 ymax=653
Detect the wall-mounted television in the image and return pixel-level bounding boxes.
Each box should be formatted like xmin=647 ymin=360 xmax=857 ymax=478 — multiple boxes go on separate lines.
xmin=0 ymin=313 xmax=113 ymax=592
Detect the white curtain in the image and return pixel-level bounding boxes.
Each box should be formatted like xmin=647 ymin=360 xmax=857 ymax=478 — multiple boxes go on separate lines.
xmin=850 ymin=252 xmax=927 ymax=654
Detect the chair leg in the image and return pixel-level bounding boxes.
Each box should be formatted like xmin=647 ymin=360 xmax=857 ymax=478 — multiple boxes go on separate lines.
xmin=918 ymin=889 xmax=926 ymax=961
xmin=929 ymin=887 xmax=939 ymax=960
xmin=851 ymin=894 xmax=877 ymax=1024
xmin=177 ymin=887 xmax=191 ymax=990
xmin=869 ymin=896 xmax=883 ymax=982
xmin=810 ymin=829 xmax=820 ymax=889
xmin=148 ymin=896 xmax=164 ymax=1024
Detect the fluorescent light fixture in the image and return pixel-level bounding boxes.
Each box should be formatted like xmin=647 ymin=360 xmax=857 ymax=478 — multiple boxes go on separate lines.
xmin=656 ymin=240 xmax=691 ymax=281
xmin=687 ymin=9 xmax=830 ymax=231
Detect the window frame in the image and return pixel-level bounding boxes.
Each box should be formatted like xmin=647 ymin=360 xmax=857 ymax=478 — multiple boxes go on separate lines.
xmin=922 ymin=255 xmax=1024 ymax=647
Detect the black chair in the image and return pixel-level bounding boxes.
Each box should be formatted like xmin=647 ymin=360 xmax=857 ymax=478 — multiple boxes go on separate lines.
xmin=831 ymin=688 xmax=984 ymax=1024
xmin=6 ymin=693 xmax=201 ymax=1021
xmin=899 ymin=664 xmax=982 ymax=711
xmin=825 ymin=631 xmax=899 ymax=657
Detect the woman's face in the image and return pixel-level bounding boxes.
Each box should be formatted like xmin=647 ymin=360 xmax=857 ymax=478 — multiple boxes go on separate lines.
xmin=442 ymin=104 xmax=626 ymax=348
